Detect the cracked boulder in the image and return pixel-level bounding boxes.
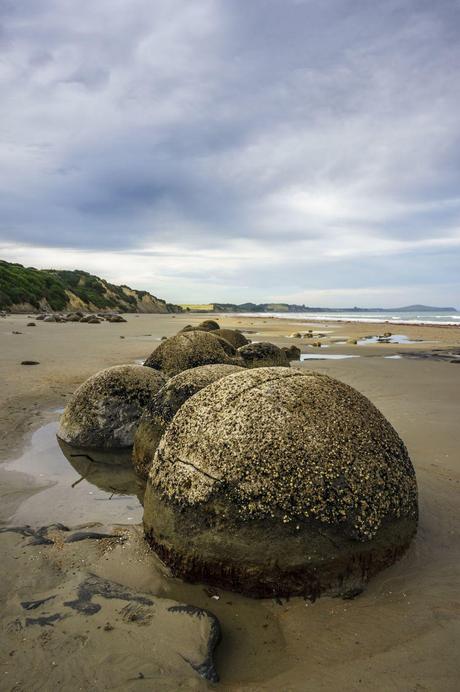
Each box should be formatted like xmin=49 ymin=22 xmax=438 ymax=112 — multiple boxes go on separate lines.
xmin=57 ymin=365 xmax=166 ymax=451
xmin=143 ymin=330 xmax=242 ymax=377
xmin=133 ymin=363 xmax=245 ymax=479
xmin=143 ymin=367 xmax=418 ymax=599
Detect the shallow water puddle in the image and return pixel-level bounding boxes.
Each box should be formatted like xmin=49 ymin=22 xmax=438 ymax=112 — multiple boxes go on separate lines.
xmin=300 ymin=354 xmax=360 ymax=361
xmin=2 ymin=420 xmax=291 ymax=684
xmin=3 ymin=421 xmax=144 ymax=526
xmin=357 ymin=334 xmax=432 ymax=345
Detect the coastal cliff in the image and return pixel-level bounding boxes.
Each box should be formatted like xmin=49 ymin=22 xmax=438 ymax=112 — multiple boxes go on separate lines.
xmin=0 ymin=260 xmax=182 ymax=314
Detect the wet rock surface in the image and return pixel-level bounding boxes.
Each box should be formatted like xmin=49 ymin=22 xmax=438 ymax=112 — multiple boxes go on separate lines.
xmin=281 ymin=344 xmax=301 ymax=361
xmin=144 ymin=368 xmax=418 ymax=598
xmin=0 ymin=527 xmax=221 ymax=687
xmin=133 ymin=363 xmax=245 ymax=479
xmin=57 ymin=365 xmax=166 ymax=450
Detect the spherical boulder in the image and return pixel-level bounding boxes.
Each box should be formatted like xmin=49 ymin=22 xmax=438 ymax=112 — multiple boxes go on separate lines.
xmin=215 ymin=328 xmax=249 ymax=349
xmin=238 ymin=341 xmax=289 ymax=368
xmin=143 ymin=368 xmax=418 ymax=599
xmin=281 ymin=345 xmax=301 ymax=361
xmin=197 ymin=319 xmax=220 ymax=332
xmin=143 ymin=330 xmax=241 ymax=377
xmin=57 ymin=365 xmax=166 ymax=452
xmin=133 ymin=363 xmax=245 ymax=479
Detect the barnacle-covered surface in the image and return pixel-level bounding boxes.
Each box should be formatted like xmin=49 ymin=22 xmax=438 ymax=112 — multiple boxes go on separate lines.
xmin=144 ymin=367 xmax=418 ymax=597
xmin=57 ymin=365 xmax=166 ymax=449
xmin=237 ymin=342 xmax=290 ymax=368
xmin=214 ymin=328 xmax=250 ymax=349
xmin=143 ymin=331 xmax=241 ymax=376
xmin=133 ymin=363 xmax=244 ymax=478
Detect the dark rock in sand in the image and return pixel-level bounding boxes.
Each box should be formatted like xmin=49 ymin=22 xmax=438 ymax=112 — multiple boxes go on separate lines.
xmin=143 ymin=331 xmax=241 ymax=377
xmin=144 ymin=367 xmax=418 ymax=599
xmin=197 ymin=319 xmax=220 ymax=332
xmin=133 ymin=363 xmax=245 ymax=479
xmin=214 ymin=328 xmax=249 ymax=349
xmin=57 ymin=365 xmax=166 ymax=450
xmin=281 ymin=345 xmax=301 ymax=361
xmin=106 ymin=314 xmax=127 ymax=323
xmin=180 ymin=319 xmax=220 ymax=334
xmin=27 ymin=322 xmax=36 ymax=327
xmin=43 ymin=315 xmax=56 ymax=323
xmin=21 ymin=360 xmax=40 ymax=365
xmin=66 ymin=314 xmax=82 ymax=322
xmin=237 ymin=341 xmax=289 ymax=368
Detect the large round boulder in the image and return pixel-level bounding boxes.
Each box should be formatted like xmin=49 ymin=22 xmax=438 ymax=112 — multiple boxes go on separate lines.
xmin=215 ymin=328 xmax=249 ymax=349
xmin=197 ymin=319 xmax=220 ymax=332
xmin=57 ymin=365 xmax=166 ymax=452
xmin=144 ymin=368 xmax=418 ymax=599
xmin=282 ymin=345 xmax=301 ymax=361
xmin=238 ymin=341 xmax=289 ymax=368
xmin=143 ymin=331 xmax=241 ymax=377
xmin=133 ymin=364 xmax=245 ymax=479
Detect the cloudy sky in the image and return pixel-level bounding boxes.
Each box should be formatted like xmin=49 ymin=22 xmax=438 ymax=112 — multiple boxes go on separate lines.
xmin=1 ymin=0 xmax=459 ymax=307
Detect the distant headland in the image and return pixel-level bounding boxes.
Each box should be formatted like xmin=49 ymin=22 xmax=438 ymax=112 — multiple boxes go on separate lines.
xmin=181 ymin=302 xmax=458 ymax=314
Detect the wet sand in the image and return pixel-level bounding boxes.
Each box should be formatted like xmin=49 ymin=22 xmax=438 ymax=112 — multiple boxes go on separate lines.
xmin=1 ymin=313 xmax=460 ymax=690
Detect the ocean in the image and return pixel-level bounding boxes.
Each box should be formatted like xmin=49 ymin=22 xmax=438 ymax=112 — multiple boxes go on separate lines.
xmin=228 ymin=310 xmax=460 ymax=326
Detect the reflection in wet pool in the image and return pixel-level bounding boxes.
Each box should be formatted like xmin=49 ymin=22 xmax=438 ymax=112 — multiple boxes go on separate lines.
xmin=4 ymin=421 xmax=145 ymax=527
xmin=357 ymin=334 xmax=429 ymax=345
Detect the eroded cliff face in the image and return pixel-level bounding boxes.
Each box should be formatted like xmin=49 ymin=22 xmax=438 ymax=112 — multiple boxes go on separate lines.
xmin=0 ymin=260 xmax=182 ymax=313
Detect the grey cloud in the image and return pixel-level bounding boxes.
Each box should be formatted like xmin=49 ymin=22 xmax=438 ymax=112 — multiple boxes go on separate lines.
xmin=0 ymin=0 xmax=459 ymax=302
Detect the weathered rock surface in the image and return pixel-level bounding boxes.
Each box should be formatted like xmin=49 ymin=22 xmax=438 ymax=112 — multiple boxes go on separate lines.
xmin=133 ymin=364 xmax=245 ymax=479
xmin=238 ymin=341 xmax=290 ymax=368
xmin=144 ymin=368 xmax=418 ymax=599
xmin=143 ymin=331 xmax=241 ymax=377
xmin=215 ymin=328 xmax=250 ymax=349
xmin=57 ymin=365 xmax=166 ymax=450
xmin=281 ymin=345 xmax=301 ymax=361
xmin=197 ymin=319 xmax=220 ymax=332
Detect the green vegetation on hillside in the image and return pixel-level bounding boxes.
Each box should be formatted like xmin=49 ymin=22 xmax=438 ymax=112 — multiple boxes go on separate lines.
xmin=0 ymin=261 xmax=68 ymax=310
xmin=0 ymin=260 xmax=181 ymax=313
xmin=52 ymin=270 xmax=137 ymax=310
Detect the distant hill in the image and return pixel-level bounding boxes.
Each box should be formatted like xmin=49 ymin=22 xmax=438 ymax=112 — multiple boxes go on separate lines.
xmin=185 ymin=302 xmax=457 ymax=314
xmin=0 ymin=260 xmax=182 ymax=314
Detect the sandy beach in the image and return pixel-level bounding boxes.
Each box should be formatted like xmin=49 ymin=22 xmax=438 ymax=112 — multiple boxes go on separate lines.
xmin=1 ymin=312 xmax=460 ymax=691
